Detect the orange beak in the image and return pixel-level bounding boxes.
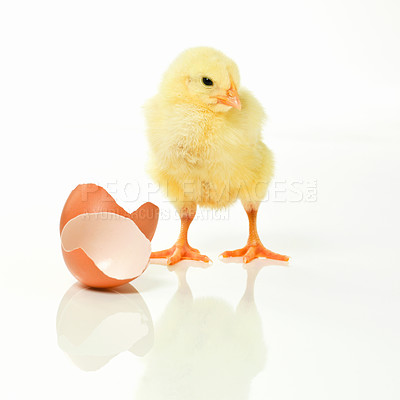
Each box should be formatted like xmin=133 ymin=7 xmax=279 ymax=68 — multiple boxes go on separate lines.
xmin=215 ymin=79 xmax=241 ymax=110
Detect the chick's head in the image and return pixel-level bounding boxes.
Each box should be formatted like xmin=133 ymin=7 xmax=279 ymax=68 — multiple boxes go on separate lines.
xmin=160 ymin=47 xmax=241 ymax=113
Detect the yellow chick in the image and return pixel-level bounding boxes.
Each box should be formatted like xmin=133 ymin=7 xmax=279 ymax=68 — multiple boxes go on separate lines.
xmin=145 ymin=47 xmax=289 ymax=265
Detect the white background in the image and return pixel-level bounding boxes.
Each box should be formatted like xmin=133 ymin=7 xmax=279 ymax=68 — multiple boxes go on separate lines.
xmin=1 ymin=0 xmax=399 ymax=399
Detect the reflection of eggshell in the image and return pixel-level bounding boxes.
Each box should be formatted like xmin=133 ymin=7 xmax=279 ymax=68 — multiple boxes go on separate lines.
xmin=60 ymin=184 xmax=159 ymax=288
xmin=56 ymin=283 xmax=154 ymax=371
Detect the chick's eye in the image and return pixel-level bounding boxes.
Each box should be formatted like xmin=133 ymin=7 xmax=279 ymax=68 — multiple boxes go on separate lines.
xmin=202 ymin=77 xmax=213 ymax=86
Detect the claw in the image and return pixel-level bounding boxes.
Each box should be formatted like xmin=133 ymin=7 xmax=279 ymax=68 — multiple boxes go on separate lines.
xmin=151 ymin=244 xmax=211 ymax=265
xmin=221 ymin=243 xmax=289 ymax=263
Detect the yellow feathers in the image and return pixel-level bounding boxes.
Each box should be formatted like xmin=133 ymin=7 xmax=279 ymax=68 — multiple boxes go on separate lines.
xmin=159 ymin=47 xmax=240 ymax=109
xmin=145 ymin=47 xmax=274 ymax=210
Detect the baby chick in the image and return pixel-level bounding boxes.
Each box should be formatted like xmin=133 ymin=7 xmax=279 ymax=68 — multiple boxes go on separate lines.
xmin=145 ymin=47 xmax=289 ymax=265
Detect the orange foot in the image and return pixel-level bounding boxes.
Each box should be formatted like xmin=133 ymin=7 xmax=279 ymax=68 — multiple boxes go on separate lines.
xmin=221 ymin=243 xmax=289 ymax=263
xmin=151 ymin=243 xmax=211 ymax=266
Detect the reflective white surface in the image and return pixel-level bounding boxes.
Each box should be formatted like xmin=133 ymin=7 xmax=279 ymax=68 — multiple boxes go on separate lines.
xmin=1 ymin=0 xmax=399 ymax=398
xmin=56 ymin=284 xmax=154 ymax=371
xmin=2 ymin=231 xmax=399 ymax=399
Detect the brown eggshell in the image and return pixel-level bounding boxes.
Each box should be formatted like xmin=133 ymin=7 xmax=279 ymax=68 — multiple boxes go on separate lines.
xmin=60 ymin=184 xmax=159 ymax=288
xmin=61 ymin=247 xmax=133 ymax=289
xmin=60 ymin=183 xmax=159 ymax=240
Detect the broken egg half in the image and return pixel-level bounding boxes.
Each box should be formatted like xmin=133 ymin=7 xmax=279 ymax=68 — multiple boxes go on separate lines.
xmin=60 ymin=184 xmax=159 ymax=288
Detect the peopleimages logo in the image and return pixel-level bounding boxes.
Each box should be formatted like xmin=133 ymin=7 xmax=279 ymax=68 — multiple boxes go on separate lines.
xmin=92 ymin=179 xmax=318 ymax=203
xmin=85 ymin=178 xmax=317 ymax=221
xmin=265 ymin=179 xmax=318 ymax=203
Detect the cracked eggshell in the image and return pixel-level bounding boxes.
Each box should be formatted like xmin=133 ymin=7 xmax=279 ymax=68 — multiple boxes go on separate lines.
xmin=60 ymin=184 xmax=159 ymax=288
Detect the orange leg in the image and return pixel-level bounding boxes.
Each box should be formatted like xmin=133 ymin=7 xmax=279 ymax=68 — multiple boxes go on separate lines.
xmin=221 ymin=206 xmax=289 ymax=263
xmin=150 ymin=205 xmax=211 ymax=265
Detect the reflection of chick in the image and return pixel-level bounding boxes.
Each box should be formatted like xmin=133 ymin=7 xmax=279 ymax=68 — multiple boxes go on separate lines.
xmin=146 ymin=47 xmax=289 ymax=264
xmin=135 ymin=263 xmax=266 ymax=400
